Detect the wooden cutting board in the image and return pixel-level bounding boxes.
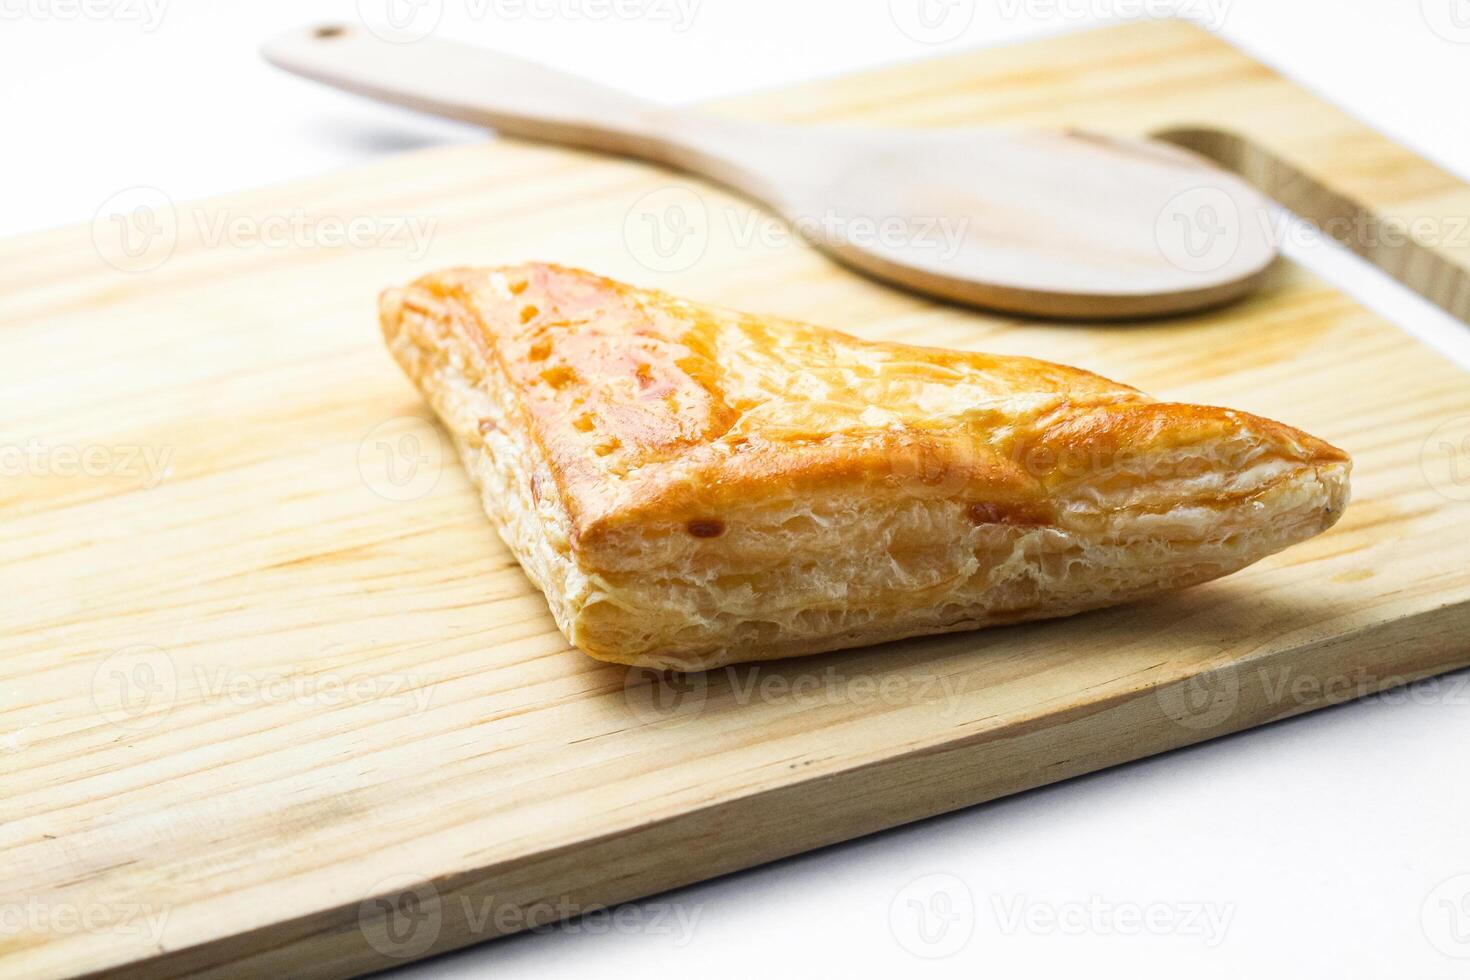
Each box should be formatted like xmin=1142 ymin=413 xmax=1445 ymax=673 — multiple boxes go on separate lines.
xmin=4 ymin=19 xmax=1470 ymax=979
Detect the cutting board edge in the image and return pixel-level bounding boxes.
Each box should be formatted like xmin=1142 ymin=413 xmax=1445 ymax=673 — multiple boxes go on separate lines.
xmin=55 ymin=599 xmax=1470 ymax=980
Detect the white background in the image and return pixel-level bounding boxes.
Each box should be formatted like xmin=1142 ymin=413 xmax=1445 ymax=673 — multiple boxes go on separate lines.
xmin=5 ymin=1 xmax=1470 ymax=977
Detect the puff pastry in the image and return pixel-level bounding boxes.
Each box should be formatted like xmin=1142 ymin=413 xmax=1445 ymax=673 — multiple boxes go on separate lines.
xmin=380 ymin=263 xmax=1350 ymax=671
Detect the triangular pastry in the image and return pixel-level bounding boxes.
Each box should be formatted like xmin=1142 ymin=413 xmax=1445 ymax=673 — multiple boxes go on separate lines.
xmin=381 ymin=263 xmax=1350 ymax=671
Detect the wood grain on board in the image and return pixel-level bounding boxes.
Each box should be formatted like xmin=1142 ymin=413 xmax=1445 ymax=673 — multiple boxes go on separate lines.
xmin=2 ymin=18 xmax=1469 ymax=979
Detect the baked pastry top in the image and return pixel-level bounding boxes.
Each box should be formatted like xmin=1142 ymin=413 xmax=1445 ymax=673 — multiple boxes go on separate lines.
xmin=381 ymin=263 xmax=1350 ymax=670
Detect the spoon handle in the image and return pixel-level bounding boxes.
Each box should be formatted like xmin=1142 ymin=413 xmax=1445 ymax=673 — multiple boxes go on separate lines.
xmin=263 ymin=24 xmax=687 ymax=160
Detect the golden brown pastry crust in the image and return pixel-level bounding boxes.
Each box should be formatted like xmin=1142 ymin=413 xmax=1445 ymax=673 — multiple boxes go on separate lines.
xmin=381 ymin=263 xmax=1351 ymax=670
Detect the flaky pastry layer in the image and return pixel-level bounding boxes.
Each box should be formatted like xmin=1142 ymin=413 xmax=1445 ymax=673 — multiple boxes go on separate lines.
xmin=380 ymin=263 xmax=1350 ymax=670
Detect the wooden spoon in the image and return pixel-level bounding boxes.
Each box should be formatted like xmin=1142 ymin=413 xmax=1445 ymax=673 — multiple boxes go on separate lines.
xmin=263 ymin=23 xmax=1276 ymax=319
